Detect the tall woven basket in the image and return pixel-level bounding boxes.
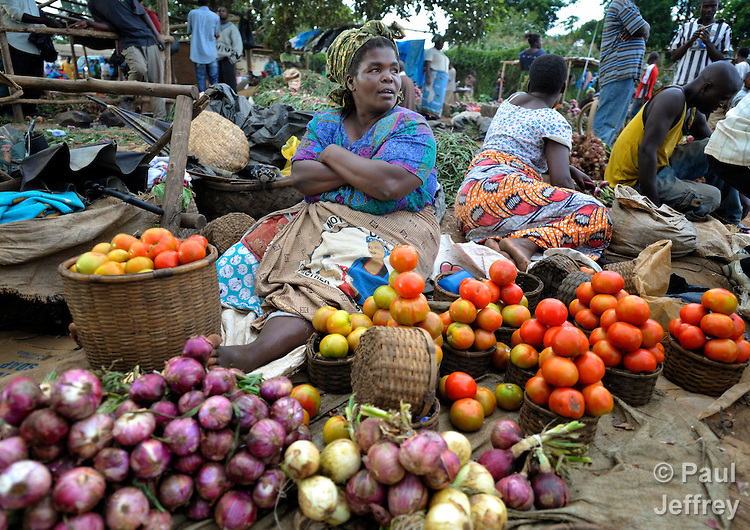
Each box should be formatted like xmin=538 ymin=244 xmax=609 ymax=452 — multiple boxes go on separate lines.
xmin=305 ymin=333 xmax=354 ymax=394
xmin=351 ymin=326 xmax=438 ymax=421
xmin=528 ymin=255 xmax=580 ymax=299
xmin=603 ymin=260 xmax=637 ymax=294
xmin=663 ymin=337 xmax=749 ymax=396
xmin=518 ymin=394 xmax=599 ymax=445
xmin=188 ymin=111 xmax=250 ymax=172
xmin=602 ymin=364 xmax=662 ymax=406
xmin=59 ymin=246 xmax=221 ymax=373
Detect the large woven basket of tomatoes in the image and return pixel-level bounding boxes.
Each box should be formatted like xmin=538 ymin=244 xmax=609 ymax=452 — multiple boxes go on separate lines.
xmin=663 ymin=289 xmax=750 ymax=396
xmin=59 ymin=230 xmax=220 ymax=372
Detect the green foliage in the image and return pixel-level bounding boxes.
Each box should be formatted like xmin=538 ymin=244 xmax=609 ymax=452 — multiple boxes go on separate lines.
xmin=634 ymin=0 xmax=677 ymax=51
xmin=433 ymin=131 xmax=477 ymax=208
xmin=721 ymin=0 xmax=750 ymax=49
xmin=252 ymin=70 xmax=336 ymax=111
xmin=445 ymin=47 xmax=518 ymax=100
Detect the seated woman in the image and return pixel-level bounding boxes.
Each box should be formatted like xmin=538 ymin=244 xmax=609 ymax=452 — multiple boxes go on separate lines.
xmin=209 ymin=21 xmax=440 ymax=373
xmin=454 ymin=54 xmax=612 ymax=272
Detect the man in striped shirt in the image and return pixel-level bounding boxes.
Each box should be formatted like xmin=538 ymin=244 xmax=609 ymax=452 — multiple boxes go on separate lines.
xmin=669 ymin=0 xmax=732 ymax=86
xmin=591 ymin=0 xmax=650 ymax=146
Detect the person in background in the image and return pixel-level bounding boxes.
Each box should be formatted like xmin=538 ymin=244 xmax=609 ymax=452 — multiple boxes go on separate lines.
xmin=629 ymin=51 xmax=659 ymax=119
xmin=669 ymin=0 xmax=732 ymax=86
xmin=517 ymin=33 xmax=545 ymax=93
xmin=420 ymin=35 xmax=450 ymax=118
xmin=0 ymin=0 xmax=62 ymax=116
xmin=280 ymin=41 xmax=302 ymax=69
xmin=187 ymin=0 xmax=220 ymax=92
xmin=464 ymin=70 xmax=476 ymax=101
xmin=399 ymin=60 xmax=417 ymax=111
xmin=455 ymin=54 xmax=610 ymax=272
xmin=72 ymin=0 xmax=166 ymax=120
xmin=60 ymin=56 xmax=75 ymax=79
xmin=734 ymin=47 xmax=749 ymax=83
xmin=264 ymin=54 xmax=281 ymax=77
xmin=605 ymin=62 xmax=741 ymax=223
xmin=445 ymin=62 xmax=457 ymax=105
xmin=591 ymin=0 xmax=649 ymax=146
xmin=731 ymin=71 xmax=750 ymax=108
xmin=216 ymin=5 xmax=242 ymax=91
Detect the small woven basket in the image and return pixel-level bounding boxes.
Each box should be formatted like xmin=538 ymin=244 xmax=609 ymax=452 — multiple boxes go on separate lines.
xmin=603 ymin=260 xmax=637 ymax=294
xmin=516 ymin=271 xmax=544 ymax=312
xmin=351 ymin=326 xmax=438 ymax=421
xmin=439 ymin=343 xmax=494 ymax=380
xmin=495 ymin=326 xmax=516 ymax=347
xmin=518 ymin=394 xmax=599 ymax=445
xmin=556 ymin=271 xmax=594 ymax=307
xmin=305 ymin=333 xmax=354 ymax=394
xmin=59 ymin=246 xmax=221 ymax=373
xmin=433 ymin=272 xmax=460 ymax=302
xmin=188 ymin=111 xmax=250 ymax=172
xmin=410 ymin=398 xmax=440 ymax=430
xmin=663 ymin=337 xmax=749 ymax=396
xmin=200 ymin=212 xmax=256 ymax=255
xmin=602 ymin=364 xmax=662 ymax=406
xmin=504 ymin=361 xmax=537 ymax=389
xmin=529 ymin=255 xmax=580 ymax=299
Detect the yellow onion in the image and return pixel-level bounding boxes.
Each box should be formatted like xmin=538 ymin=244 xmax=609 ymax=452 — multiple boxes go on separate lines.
xmin=469 ymin=493 xmax=508 ymax=530
xmin=429 ymin=487 xmax=470 ymax=515
xmin=424 ymin=500 xmax=471 ymax=530
xmin=441 ymin=431 xmax=472 ymax=466
xmin=283 ymin=440 xmax=319 ymax=481
xmin=298 ymin=475 xmax=339 ymax=521
xmin=452 ymin=462 xmax=497 ymax=496
xmin=319 ymin=439 xmax=360 ymax=484
xmin=324 ymin=488 xmax=351 ymax=527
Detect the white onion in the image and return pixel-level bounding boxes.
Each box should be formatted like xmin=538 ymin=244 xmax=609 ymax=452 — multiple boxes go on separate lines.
xmin=429 ymin=487 xmax=471 ymax=515
xmin=283 ymin=441 xmax=319 ymax=481
xmin=319 ymin=439 xmax=360 ymax=484
xmin=469 ymin=493 xmax=508 ymax=530
xmin=452 ymin=462 xmax=497 ymax=496
xmin=297 ymin=475 xmax=339 ymax=521
xmin=424 ymin=500 xmax=472 ymax=530
xmin=324 ymin=488 xmax=351 ymax=527
xmin=441 ymin=431 xmax=472 ymax=466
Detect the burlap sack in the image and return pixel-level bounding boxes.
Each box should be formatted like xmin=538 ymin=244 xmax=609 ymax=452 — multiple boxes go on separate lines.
xmin=188 ymin=110 xmax=250 ymax=172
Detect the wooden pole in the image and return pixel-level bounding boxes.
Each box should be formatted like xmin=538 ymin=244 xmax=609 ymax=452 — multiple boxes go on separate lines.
xmin=144 ymin=94 xmax=210 ymax=163
xmin=82 ymin=46 xmax=90 ymax=79
xmin=0 ymin=32 xmax=24 ymax=122
xmin=498 ymin=62 xmax=507 ymax=101
xmin=8 ymin=75 xmax=199 ymax=99
xmin=69 ymin=40 xmax=79 ymax=79
xmin=158 ymin=0 xmax=172 ymax=84
xmin=161 ymin=94 xmax=192 ymax=233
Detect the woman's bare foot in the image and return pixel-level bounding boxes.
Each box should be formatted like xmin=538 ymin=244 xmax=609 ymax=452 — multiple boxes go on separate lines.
xmin=498 ymin=238 xmax=541 ymax=272
xmin=206 ymin=316 xmax=314 ymax=374
xmin=483 ymin=239 xmax=513 ymax=262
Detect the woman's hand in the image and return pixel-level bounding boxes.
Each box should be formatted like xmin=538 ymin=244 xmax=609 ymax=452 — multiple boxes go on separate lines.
xmin=570 ymin=166 xmax=595 ymax=191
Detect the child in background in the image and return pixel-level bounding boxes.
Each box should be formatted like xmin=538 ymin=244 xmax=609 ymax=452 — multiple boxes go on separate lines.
xmin=629 ymin=51 xmax=659 ymax=119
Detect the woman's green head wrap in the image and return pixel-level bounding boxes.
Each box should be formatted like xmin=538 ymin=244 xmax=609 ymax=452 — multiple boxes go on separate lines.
xmin=326 ymin=20 xmax=400 ymax=109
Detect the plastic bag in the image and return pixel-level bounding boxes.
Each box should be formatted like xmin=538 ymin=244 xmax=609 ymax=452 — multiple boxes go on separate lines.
xmin=280 ymin=136 xmax=300 ymax=177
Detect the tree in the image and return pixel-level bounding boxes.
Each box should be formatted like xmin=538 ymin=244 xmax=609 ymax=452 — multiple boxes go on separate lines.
xmin=633 ymin=0 xmax=677 ymax=51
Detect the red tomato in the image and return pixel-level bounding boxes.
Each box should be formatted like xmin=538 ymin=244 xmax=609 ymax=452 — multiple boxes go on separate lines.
xmin=592 ymin=339 xmax=623 ymax=367
xmin=519 ymin=318 xmax=548 ymax=349
xmin=668 ymin=317 xmax=683 ymax=337
xmin=589 ymin=294 xmax=618 ymax=316
xmin=445 ymin=322 xmax=475 ymax=350
xmin=177 ymin=239 xmax=207 ymax=265
xmin=639 ymin=319 xmax=664 ymax=348
xmin=541 ymin=356 xmax=579 ymax=387
xmin=390 ymin=295 xmax=430 ymax=326
xmin=289 ymin=384 xmax=321 ymax=418
xmin=449 ymin=298 xmax=478 ymax=324
xmin=459 ymin=279 xmax=492 ymax=309
xmin=646 ymin=342 xmax=665 ymax=364
xmin=473 ymin=328 xmax=497 ymax=351
xmin=511 ymin=328 xmax=524 ymax=347
xmin=449 ymin=398 xmax=485 ymax=432
xmin=154 ymin=249 xmax=179 ymax=269
xmin=574 ymin=351 xmax=606 ymax=385
xmin=701 ymin=288 xmax=738 ymax=316
xmin=548 ymin=387 xmax=585 ymax=419
xmin=499 ymin=283 xmax=524 ymax=306
xmin=491 ymin=342 xmax=511 ymax=371
xmin=591 ymin=270 xmax=625 ymax=295
xmin=445 ymin=372 xmax=477 ymax=403
xmin=589 ymin=327 xmax=607 ymax=345
xmin=438 ymin=375 xmax=449 ymax=401
xmin=482 ymin=279 xmax=501 ymax=304
xmin=186 ymin=234 xmax=209 ymax=248
xmin=699 ymin=313 xmax=735 ymax=339
xmin=735 ymin=339 xmax=750 ymax=363
xmin=679 ymin=303 xmax=709 ymax=326
xmin=730 ymin=313 xmax=746 ymax=341
xmin=389 ymin=245 xmax=419 ymax=273
xmin=128 ymin=240 xmax=151 ymax=259
xmin=568 ymin=298 xmax=587 ymax=319
xmin=614 ymin=289 xmax=629 ymax=300
xmin=574 ymin=308 xmax=600 ymax=331
xmin=623 ymin=349 xmax=658 ymax=373
xmin=489 ymin=259 xmax=517 ymax=286
xmin=372 ymin=308 xmax=391 ymax=327
xmin=416 ymin=312 xmax=443 ymax=339
xmin=439 ymin=311 xmax=453 ymax=334
xmin=525 ymin=375 xmax=553 ymax=407
xmin=615 ymin=295 xmax=651 ymax=326
xmin=678 ymin=324 xmax=706 ymax=351
xmin=535 ymin=298 xmax=568 ymax=327
xmin=538 ymin=346 xmax=557 ymax=368
xmin=551 ymin=326 xmax=585 ymax=357
xmin=607 ymin=321 xmax=642 ymax=352
xmin=509 ymin=343 xmax=539 ymax=369
xmin=703 ymin=339 xmax=739 ymax=363
xmin=599 ymin=309 xmax=617 ymax=331
xmin=575 ymin=282 xmax=596 ymax=306
xmin=581 ymin=384 xmax=614 ymax=417
xmin=148 ymin=234 xmax=178 ymax=260
xmin=475 ymin=307 xmax=504 ymax=332
xmin=393 ymin=271 xmax=425 ymax=299
xmin=473 ymin=387 xmax=497 ymax=416
xmin=543 ymin=326 xmax=560 ymax=349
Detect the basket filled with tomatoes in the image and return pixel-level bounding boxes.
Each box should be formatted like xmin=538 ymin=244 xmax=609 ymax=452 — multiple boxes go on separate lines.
xmin=305 ymin=328 xmax=356 ymax=394
xmin=663 ymin=289 xmax=750 ymax=396
xmin=59 ymin=230 xmax=220 ymax=372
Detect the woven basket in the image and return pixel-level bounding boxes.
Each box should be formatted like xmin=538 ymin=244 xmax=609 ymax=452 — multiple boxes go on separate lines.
xmin=602 ymin=364 xmax=662 ymax=406
xmin=439 ymin=343 xmax=494 ymax=380
xmin=495 ymin=326 xmax=516 ymax=347
xmin=433 ymin=272 xmax=460 ymax=302
xmin=192 ymin=174 xmax=304 ymax=222
xmin=663 ymin=337 xmax=749 ymax=396
xmin=518 ymin=394 xmax=599 ymax=445
xmin=603 ymin=260 xmax=637 ymax=294
xmin=556 ymin=271 xmax=594 ymax=307
xmin=410 ymin=398 xmax=440 ymax=430
xmin=305 ymin=333 xmax=354 ymax=394
xmin=505 ymin=361 xmax=537 ymax=389
xmin=351 ymin=326 xmax=438 ymax=421
xmin=59 ymin=246 xmax=221 ymax=373
xmin=188 ymin=111 xmax=250 ymax=172
xmin=200 ymin=212 xmax=255 ymax=255
xmin=516 ymin=271 xmax=544 ymax=312
xmin=529 ymin=255 xmax=580 ymax=299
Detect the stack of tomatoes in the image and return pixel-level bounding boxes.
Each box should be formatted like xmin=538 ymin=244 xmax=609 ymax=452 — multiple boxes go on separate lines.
xmin=568 ymin=270 xmax=630 ymax=331
xmin=437 ymin=371 xmax=498 ymax=432
xmin=668 ymin=288 xmax=750 ymax=364
xmin=71 ymin=229 xmax=208 ymax=276
xmin=517 ymin=298 xmax=614 ymax=419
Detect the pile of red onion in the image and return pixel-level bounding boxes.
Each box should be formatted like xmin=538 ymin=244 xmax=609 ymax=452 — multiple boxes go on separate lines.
xmin=0 ymin=335 xmax=313 ymax=530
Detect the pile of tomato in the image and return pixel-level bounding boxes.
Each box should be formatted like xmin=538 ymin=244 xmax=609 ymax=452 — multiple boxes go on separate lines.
xmin=668 ymin=288 xmax=750 ymax=364
xmin=70 ymin=229 xmax=208 ymax=276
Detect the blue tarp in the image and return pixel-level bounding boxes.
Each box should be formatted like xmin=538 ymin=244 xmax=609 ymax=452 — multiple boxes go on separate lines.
xmin=397 ymin=40 xmax=425 ymax=87
xmin=0 ymin=191 xmax=84 ymax=224
xmin=289 ymin=30 xmax=320 ymax=51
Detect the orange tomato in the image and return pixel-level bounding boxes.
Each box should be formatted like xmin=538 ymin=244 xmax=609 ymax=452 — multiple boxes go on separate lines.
xmin=389 ymin=245 xmax=419 ymax=273
xmin=111 ymin=233 xmax=138 ymax=251
xmin=449 ymin=298 xmax=478 ymax=324
xmin=607 ymin=321 xmax=643 ymax=352
xmin=541 ymin=356 xmax=579 ymax=387
xmin=703 ymin=338 xmax=739 ymax=363
xmin=614 ymin=295 xmax=651 ymax=326
xmin=548 ymin=387 xmax=585 ymax=419
xmin=449 ymin=398 xmax=485 ymax=432
xmin=177 ymin=239 xmax=207 ymax=265
xmin=141 ymin=227 xmax=173 ymax=245
xmin=473 ymin=328 xmax=497 ymax=351
xmin=591 ymin=270 xmax=625 ymax=295
xmin=525 ymin=375 xmax=553 ymax=407
xmin=475 ymin=306 xmax=504 ymax=332
xmin=581 ymin=384 xmax=614 ymax=417
xmin=186 ymin=234 xmax=208 ymax=248
xmin=589 ymin=294 xmax=618 ymax=316
xmin=680 ymin=303 xmax=709 ymax=326
xmin=153 ymin=250 xmax=179 ymax=269
xmin=445 ymin=322 xmax=475 ymax=350
xmin=416 ymin=312 xmax=443 ymax=339
xmin=591 ymin=339 xmax=623 ymax=367
xmin=473 ymin=387 xmax=497 ymax=416
xmin=573 ymin=351 xmax=605 ymax=385
xmin=699 ymin=313 xmax=735 ymax=339
xmin=622 ymin=349 xmax=658 ymax=373
xmin=393 ymin=271 xmax=425 ymax=299
xmin=489 ymin=259 xmax=517 ymax=287
xmin=575 ymin=282 xmax=596 ymax=306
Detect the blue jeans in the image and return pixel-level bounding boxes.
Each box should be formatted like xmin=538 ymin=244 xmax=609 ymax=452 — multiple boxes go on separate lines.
xmin=592 ymin=78 xmax=635 ymax=146
xmin=194 ymin=59 xmax=219 ymax=92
